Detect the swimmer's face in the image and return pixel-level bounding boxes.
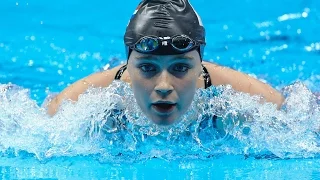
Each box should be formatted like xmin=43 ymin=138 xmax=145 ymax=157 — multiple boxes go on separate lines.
xmin=127 ymin=50 xmax=202 ymax=125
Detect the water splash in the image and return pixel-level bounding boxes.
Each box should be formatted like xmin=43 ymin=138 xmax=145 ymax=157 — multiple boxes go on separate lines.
xmin=0 ymin=81 xmax=319 ymax=162
xmin=209 ymin=82 xmax=320 ymax=159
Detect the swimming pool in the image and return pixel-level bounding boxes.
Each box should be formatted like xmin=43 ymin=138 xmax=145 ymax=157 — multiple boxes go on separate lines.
xmin=1 ymin=0 xmax=320 ymax=179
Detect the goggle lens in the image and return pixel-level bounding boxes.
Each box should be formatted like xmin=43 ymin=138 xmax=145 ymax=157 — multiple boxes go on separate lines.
xmin=135 ymin=37 xmax=159 ymax=52
xmin=171 ymin=36 xmax=195 ymax=51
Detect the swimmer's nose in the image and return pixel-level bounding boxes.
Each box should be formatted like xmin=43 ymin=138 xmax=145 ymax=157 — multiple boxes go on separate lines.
xmin=155 ymin=71 xmax=174 ymax=96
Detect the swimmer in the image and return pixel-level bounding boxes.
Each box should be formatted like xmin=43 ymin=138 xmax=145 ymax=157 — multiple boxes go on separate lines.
xmin=47 ymin=0 xmax=284 ymax=126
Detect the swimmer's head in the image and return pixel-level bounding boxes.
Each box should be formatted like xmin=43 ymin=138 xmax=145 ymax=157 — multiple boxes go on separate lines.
xmin=125 ymin=0 xmax=205 ymax=125
xmin=124 ymin=0 xmax=206 ymax=60
xmin=127 ymin=50 xmax=202 ymax=126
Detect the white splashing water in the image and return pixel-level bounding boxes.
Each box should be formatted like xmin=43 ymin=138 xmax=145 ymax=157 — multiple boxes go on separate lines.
xmin=0 ymin=81 xmax=319 ymax=162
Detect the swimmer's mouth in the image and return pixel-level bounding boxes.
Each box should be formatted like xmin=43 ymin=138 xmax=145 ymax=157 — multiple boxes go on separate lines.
xmin=152 ymin=102 xmax=176 ymax=114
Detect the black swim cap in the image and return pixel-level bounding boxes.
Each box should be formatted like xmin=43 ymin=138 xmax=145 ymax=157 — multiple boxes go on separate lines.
xmin=124 ymin=0 xmax=206 ymax=59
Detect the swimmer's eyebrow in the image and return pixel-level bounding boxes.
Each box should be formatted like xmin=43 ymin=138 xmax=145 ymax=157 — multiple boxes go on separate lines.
xmin=172 ymin=55 xmax=195 ymax=61
xmin=134 ymin=55 xmax=195 ymax=61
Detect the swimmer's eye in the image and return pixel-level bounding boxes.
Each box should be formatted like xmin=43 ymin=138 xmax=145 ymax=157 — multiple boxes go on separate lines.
xmin=172 ymin=64 xmax=190 ymax=72
xmin=139 ymin=64 xmax=157 ymax=72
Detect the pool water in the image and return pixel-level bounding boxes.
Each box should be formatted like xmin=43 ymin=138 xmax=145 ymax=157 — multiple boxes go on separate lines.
xmin=1 ymin=0 xmax=320 ymax=179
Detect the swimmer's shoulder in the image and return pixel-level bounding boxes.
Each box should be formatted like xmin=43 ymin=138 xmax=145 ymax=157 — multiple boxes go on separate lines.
xmin=201 ymin=61 xmax=226 ymax=86
xmin=47 ymin=64 xmax=130 ymax=116
xmin=201 ymin=61 xmax=254 ymax=87
xmin=88 ymin=64 xmax=130 ymax=87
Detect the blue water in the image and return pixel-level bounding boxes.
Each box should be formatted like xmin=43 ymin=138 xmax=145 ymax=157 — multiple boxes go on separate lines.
xmin=1 ymin=0 xmax=320 ymax=179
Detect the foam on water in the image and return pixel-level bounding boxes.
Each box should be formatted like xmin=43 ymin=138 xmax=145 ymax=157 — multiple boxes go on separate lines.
xmin=0 ymin=81 xmax=319 ymax=163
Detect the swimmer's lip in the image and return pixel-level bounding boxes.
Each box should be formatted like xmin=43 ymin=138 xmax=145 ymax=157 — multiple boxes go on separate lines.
xmin=152 ymin=101 xmax=176 ymax=105
xmin=151 ymin=101 xmax=176 ymax=115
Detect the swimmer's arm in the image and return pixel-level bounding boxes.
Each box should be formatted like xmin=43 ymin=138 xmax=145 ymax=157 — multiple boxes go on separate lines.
xmin=203 ymin=62 xmax=284 ymax=109
xmin=46 ymin=65 xmax=125 ymax=116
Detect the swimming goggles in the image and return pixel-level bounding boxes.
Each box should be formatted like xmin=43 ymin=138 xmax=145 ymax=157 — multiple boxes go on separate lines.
xmin=126 ymin=35 xmax=204 ymax=58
